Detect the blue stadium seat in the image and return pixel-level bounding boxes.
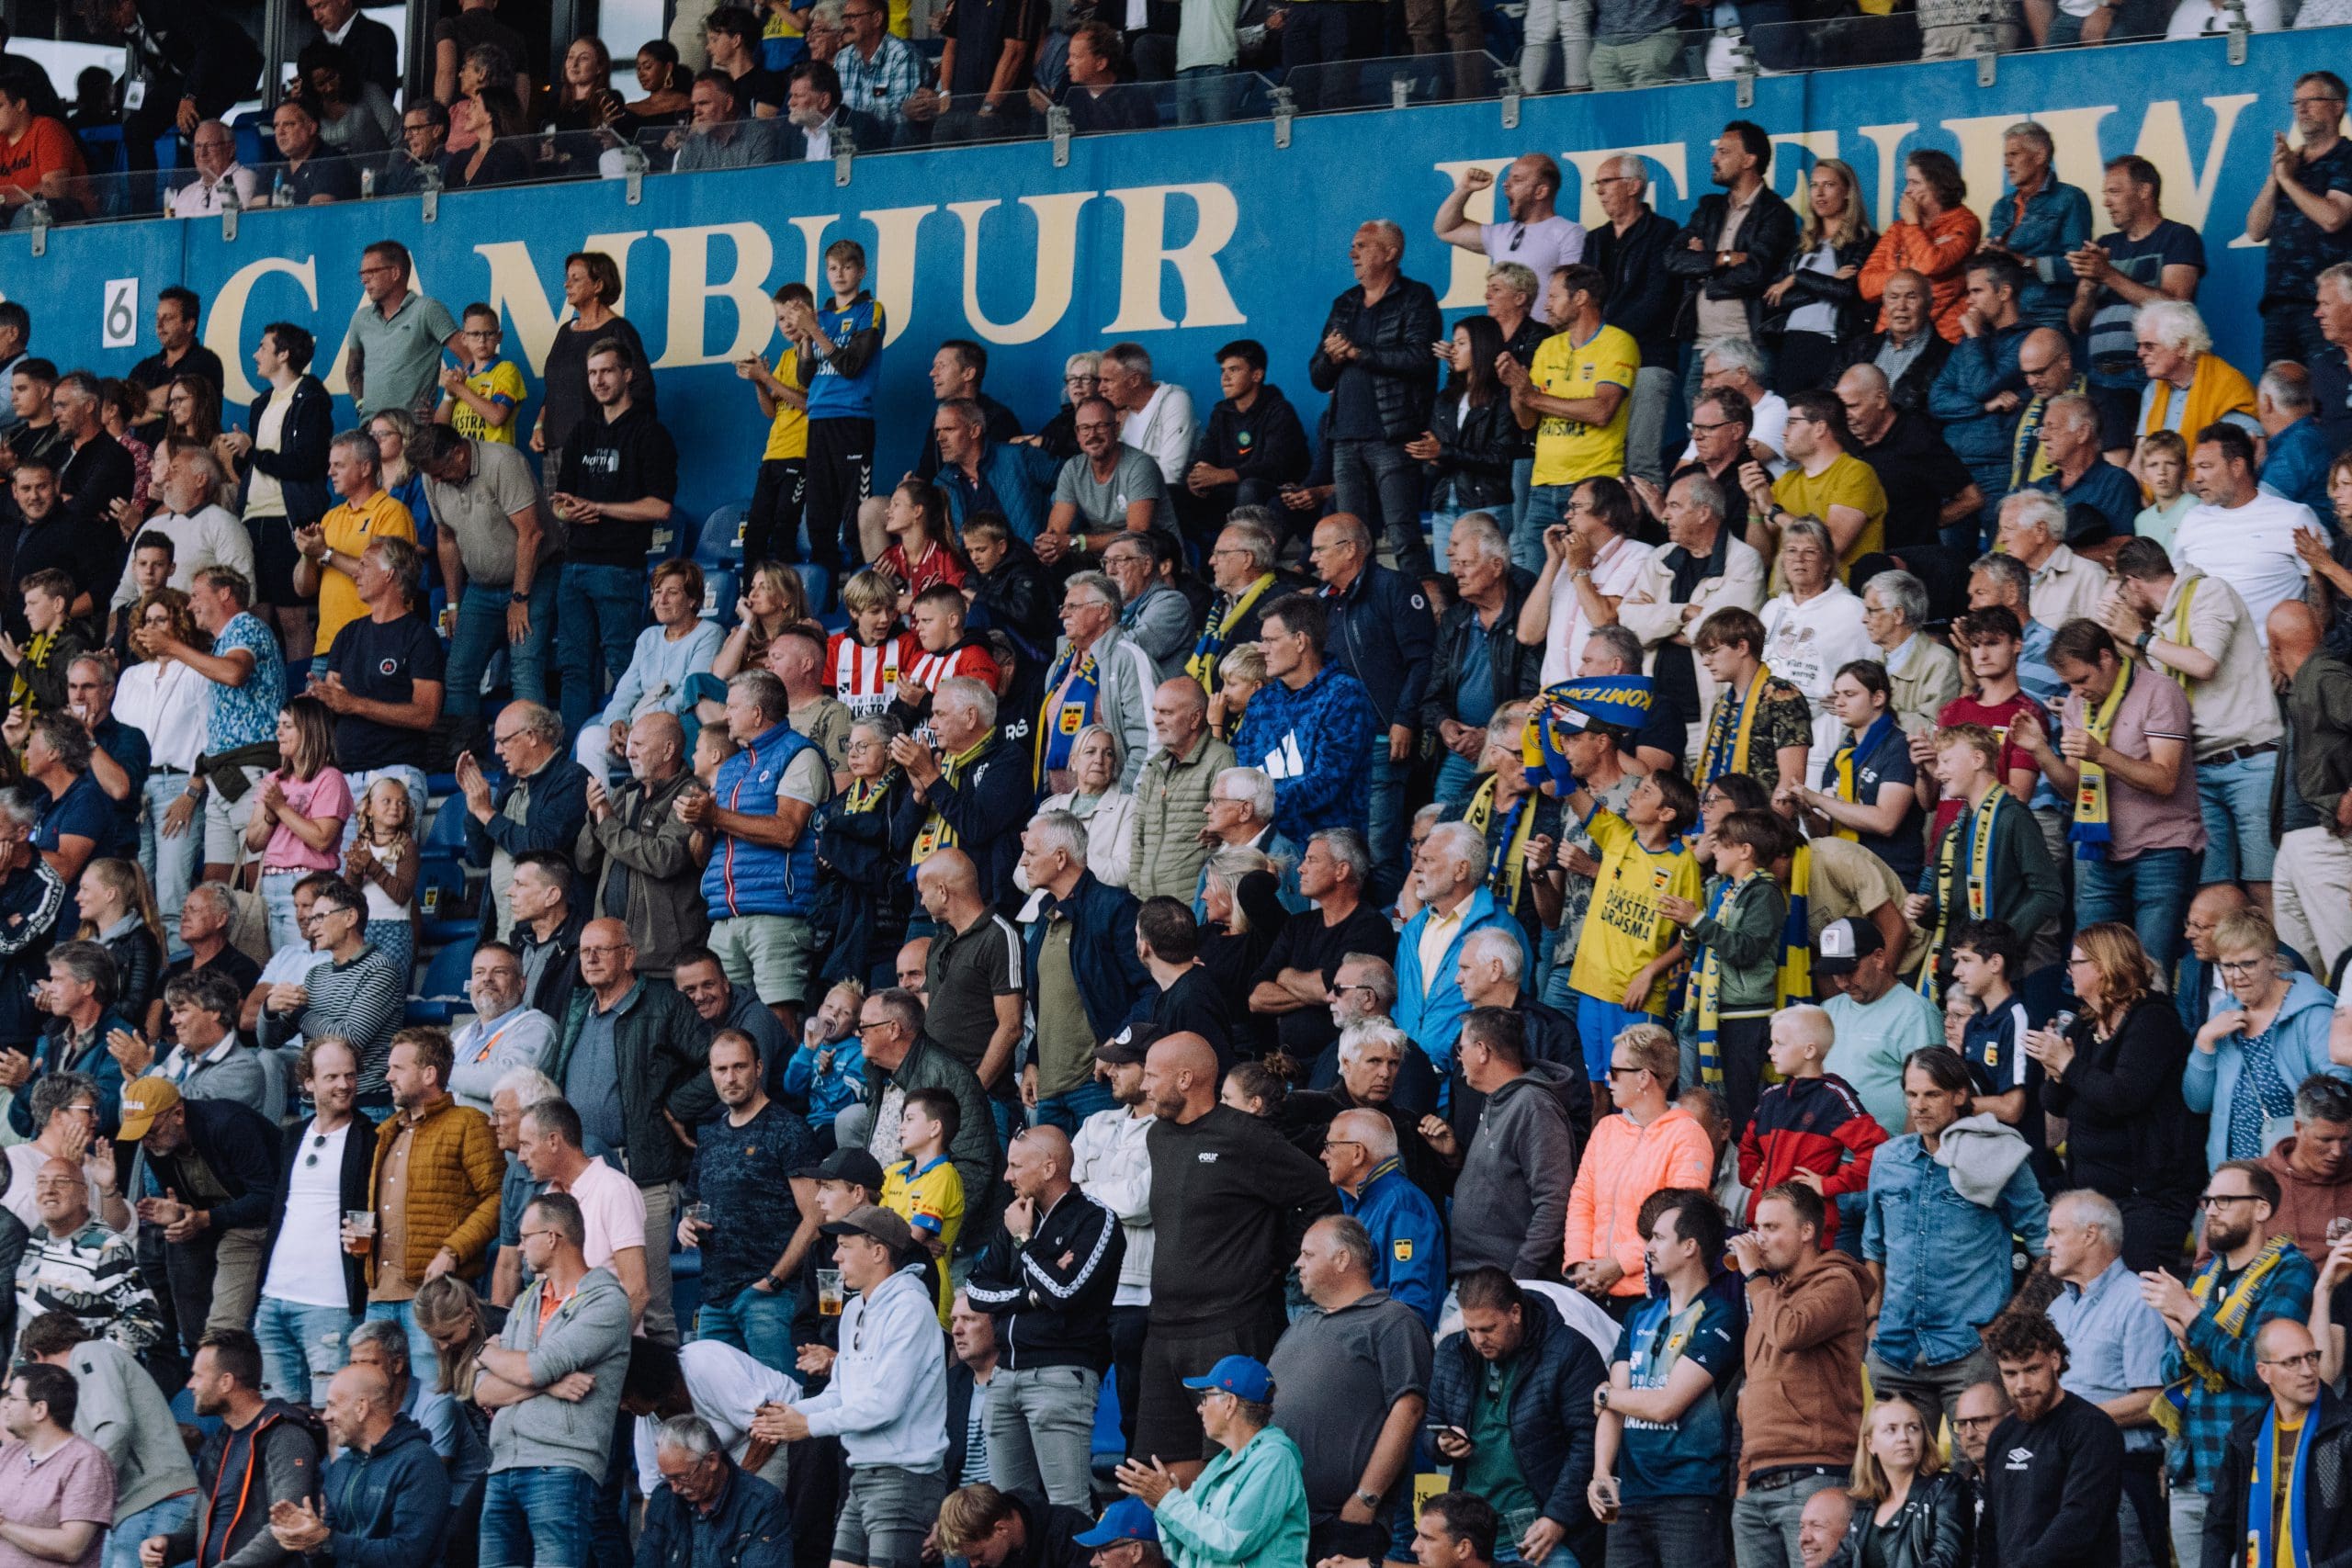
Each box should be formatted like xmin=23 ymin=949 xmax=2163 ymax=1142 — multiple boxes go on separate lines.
xmin=702 ymin=567 xmax=740 ymax=628
xmin=423 ymin=801 xmax=470 ymax=858
xmin=649 ymin=507 xmax=699 ymax=564
xmin=699 ymin=502 xmax=750 ymax=567
xmin=405 ymin=934 xmax=477 ymax=1025
xmin=416 ymin=859 xmax=474 ymax=944
xmin=794 ymin=563 xmax=833 ymax=616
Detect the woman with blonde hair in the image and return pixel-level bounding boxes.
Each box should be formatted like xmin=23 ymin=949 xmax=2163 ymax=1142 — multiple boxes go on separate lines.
xmin=413 ymin=1272 xmax=492 ymax=1405
xmin=1839 ymin=1395 xmax=1971 ymax=1568
xmin=244 ymin=696 xmax=353 ymax=951
xmin=2183 ymin=907 xmax=2339 ymax=1167
xmin=1035 ymin=352 xmax=1103 ymax=459
xmin=710 ymin=561 xmax=817 ymax=682
xmin=75 ymin=857 xmax=164 ymax=1033
xmin=1028 ymin=725 xmax=1137 ymax=890
xmin=1764 ymin=158 xmax=1878 ymax=395
xmin=2026 ymin=921 xmax=2200 ymax=1272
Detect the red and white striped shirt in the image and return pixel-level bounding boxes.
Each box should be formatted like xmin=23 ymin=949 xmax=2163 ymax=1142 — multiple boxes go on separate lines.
xmin=827 ymin=630 xmax=917 ymax=717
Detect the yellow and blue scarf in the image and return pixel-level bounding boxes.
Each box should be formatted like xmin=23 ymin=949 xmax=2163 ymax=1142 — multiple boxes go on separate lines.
xmin=1827 ymin=711 xmax=1896 ymax=840
xmin=2069 ymin=659 xmax=2133 ymax=861
xmin=6 ymin=630 xmax=55 ymax=717
xmin=1918 ymin=789 xmax=2007 ymax=1004
xmin=2166 ymin=575 xmax=2201 ymax=689
xmin=1035 ymin=649 xmax=1101 ymax=786
xmin=912 ymin=739 xmax=990 ymax=865
xmin=2154 ymin=1234 xmax=2299 ymax=1438
xmin=1692 ymin=874 xmax=1748 ymax=1091
xmin=2246 ymin=1404 xmax=2315 ymax=1568
xmin=1187 ymin=574 xmax=1274 ymax=693
xmin=1462 ymin=773 xmax=1538 ymax=917
xmin=1776 ymin=841 xmax=1814 ymax=1010
xmin=1696 ymin=664 xmax=1771 ymax=787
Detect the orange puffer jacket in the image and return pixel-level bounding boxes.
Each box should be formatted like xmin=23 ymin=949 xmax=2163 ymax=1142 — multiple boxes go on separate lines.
xmin=365 ymin=1094 xmax=505 ymax=1285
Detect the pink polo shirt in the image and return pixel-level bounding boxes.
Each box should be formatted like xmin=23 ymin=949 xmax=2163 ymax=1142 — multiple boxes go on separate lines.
xmin=547 ymin=1156 xmax=647 ymax=1270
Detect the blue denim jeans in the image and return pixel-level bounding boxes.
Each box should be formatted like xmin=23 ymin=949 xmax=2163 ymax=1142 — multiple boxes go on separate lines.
xmin=2075 ymin=846 xmax=2197 ymax=983
xmin=1032 ymin=1078 xmax=1114 ymax=1135
xmin=695 ymin=1282 xmax=797 ymax=1373
xmin=107 ymin=1493 xmax=195 ymax=1568
xmin=557 ymin=562 xmax=650 ymax=739
xmin=364 ymin=1300 xmax=444 ymax=1395
xmin=141 ymin=771 xmax=198 ymax=959
xmin=1520 ymin=484 xmax=1576 ymax=575
xmin=253 ymin=1294 xmax=356 ymax=1405
xmin=447 ymin=576 xmax=557 ymax=720
xmin=1434 ymin=750 xmax=1483 ymax=811
xmin=481 ymin=1465 xmax=600 ymax=1568
xmin=2197 ymin=750 xmax=2278 ymax=884
xmin=260 ymin=870 xmax=307 ymax=953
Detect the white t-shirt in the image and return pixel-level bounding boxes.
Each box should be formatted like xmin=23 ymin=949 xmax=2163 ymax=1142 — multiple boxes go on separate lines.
xmin=113 ymin=506 xmax=256 ymax=609
xmin=1786 ymin=243 xmax=1841 ymax=336
xmin=1540 ymin=533 xmax=1656 ymax=687
xmin=2166 ymin=0 xmax=2279 ymax=33
xmin=1760 ymin=583 xmax=1873 ymax=705
xmin=2171 ymin=493 xmax=2318 ymax=647
xmin=630 ymin=1340 xmax=801 ymax=1496
xmin=1484 ymin=217 xmax=1589 ymax=322
xmin=260 ymin=1119 xmax=354 ymax=1308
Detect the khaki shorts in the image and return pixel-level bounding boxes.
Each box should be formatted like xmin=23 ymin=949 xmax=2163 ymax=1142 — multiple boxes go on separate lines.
xmin=708 ymin=915 xmax=815 ymax=1008
xmin=201 ymin=766 xmax=269 ymax=864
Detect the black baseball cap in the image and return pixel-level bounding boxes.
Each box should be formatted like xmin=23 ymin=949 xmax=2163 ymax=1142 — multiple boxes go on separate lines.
xmin=1812 ymin=915 xmax=1886 ymax=976
xmin=1095 ymin=1021 xmax=1162 ymax=1066
xmin=797 ymin=1147 xmax=887 ymax=1189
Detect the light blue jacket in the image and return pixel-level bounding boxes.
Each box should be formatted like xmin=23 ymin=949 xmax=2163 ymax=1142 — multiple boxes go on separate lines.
xmin=597 ymin=620 xmax=723 ymax=729
xmin=1393 ymin=886 xmax=1531 ymax=1077
xmin=1157 ymin=1425 xmax=1310 ymax=1568
xmin=2182 ymin=971 xmax=2346 ymax=1169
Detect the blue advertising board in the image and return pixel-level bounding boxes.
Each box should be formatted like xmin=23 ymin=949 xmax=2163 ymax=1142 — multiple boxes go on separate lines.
xmin=0 ymin=30 xmax=2310 ymax=527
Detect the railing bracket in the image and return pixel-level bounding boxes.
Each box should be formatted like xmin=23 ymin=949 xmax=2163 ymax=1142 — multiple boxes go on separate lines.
xmin=1048 ymin=106 xmax=1071 ymax=167
xmin=1272 ymin=85 xmax=1294 ymax=148
xmin=2224 ymin=0 xmax=2249 ymax=61
xmin=27 ymin=198 xmax=48 ymax=257
xmin=623 ymin=144 xmax=648 ymax=205
xmin=835 ymin=129 xmax=855 ymax=186
xmin=1727 ymin=28 xmax=1758 ymax=107
xmin=220 ymin=188 xmax=240 ymax=243
xmin=1498 ymin=65 xmax=1521 ymax=128
xmin=419 ymin=163 xmax=442 ymax=223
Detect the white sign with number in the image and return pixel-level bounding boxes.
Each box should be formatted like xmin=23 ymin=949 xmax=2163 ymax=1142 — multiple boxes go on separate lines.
xmin=103 ymin=278 xmax=139 ymax=349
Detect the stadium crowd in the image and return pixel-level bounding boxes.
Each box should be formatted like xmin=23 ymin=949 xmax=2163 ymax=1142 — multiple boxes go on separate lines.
xmin=0 ymin=25 xmax=2348 ymax=1568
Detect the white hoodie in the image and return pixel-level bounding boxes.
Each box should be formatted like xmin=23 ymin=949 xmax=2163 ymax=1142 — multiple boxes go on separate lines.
xmin=795 ymin=1263 xmax=949 ymax=1471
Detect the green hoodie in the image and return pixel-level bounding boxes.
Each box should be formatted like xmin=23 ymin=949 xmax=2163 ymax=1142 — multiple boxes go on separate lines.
xmin=1157 ymin=1426 xmax=1310 ymax=1568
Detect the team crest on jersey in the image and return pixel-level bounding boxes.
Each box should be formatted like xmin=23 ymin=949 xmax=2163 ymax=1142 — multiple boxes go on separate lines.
xmin=1393 ymin=1239 xmax=1413 ymax=1262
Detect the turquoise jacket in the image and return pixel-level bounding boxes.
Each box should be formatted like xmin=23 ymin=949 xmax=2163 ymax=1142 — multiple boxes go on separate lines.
xmin=2182 ymin=970 xmax=2347 ymax=1170
xmin=1157 ymin=1426 xmax=1310 ymax=1568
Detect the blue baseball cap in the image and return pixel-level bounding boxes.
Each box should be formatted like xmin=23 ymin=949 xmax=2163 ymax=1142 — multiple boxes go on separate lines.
xmin=1073 ymin=1498 xmax=1160 ymax=1548
xmin=1181 ymin=1354 xmax=1274 ymax=1404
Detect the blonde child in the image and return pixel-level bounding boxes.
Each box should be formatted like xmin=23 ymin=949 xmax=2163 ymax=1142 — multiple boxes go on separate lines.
xmin=345 ymin=776 xmax=420 ymax=983
xmin=824 ymin=570 xmax=915 ymax=722
xmin=1208 ymin=644 xmax=1266 ymax=739
xmin=879 ymin=1085 xmax=964 ymax=1325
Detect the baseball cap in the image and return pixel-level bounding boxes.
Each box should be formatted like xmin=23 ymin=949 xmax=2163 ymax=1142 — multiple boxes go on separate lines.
xmin=1181 ymin=1354 xmax=1274 ymax=1404
xmin=1095 ymin=1021 xmax=1160 ymax=1066
xmin=115 ymin=1077 xmax=182 ymax=1142
xmin=797 ymin=1147 xmax=887 ymax=1190
xmin=1074 ymin=1499 xmax=1160 ymax=1548
xmin=1812 ymin=915 xmax=1885 ymax=976
xmin=820 ymin=1203 xmax=918 ymax=1254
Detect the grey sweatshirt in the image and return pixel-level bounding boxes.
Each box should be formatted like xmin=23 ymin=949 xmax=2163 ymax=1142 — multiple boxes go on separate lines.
xmin=71 ymin=1337 xmax=198 ymax=1517
xmin=487 ymin=1265 xmax=634 ymax=1479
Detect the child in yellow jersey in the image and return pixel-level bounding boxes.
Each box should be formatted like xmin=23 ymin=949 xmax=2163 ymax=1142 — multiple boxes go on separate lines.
xmin=1563 ymin=765 xmax=1702 ymax=1095
xmin=880 ymin=1087 xmax=965 ymax=1325
xmin=436 ymin=304 xmax=527 ymax=444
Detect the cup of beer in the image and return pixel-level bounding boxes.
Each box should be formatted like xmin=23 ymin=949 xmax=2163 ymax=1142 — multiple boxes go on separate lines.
xmin=817 ymin=1269 xmax=844 ymax=1315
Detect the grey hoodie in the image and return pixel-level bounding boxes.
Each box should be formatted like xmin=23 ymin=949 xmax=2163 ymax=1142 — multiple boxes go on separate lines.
xmin=488 ymin=1265 xmax=634 ymax=1480
xmin=70 ymin=1337 xmax=198 ymax=1518
xmin=1451 ymin=1062 xmax=1582 ymax=1282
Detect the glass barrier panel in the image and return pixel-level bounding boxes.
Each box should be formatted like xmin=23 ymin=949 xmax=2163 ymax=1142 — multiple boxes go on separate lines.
xmin=1281 ymin=51 xmax=1503 ymax=113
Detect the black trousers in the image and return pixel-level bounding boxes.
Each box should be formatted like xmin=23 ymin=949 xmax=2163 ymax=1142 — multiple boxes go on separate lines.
xmin=804 ymin=416 xmax=876 ymax=574
xmin=745 ymin=457 xmax=806 ymax=569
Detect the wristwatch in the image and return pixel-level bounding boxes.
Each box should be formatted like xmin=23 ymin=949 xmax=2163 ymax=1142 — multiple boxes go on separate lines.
xmin=2133 ymin=628 xmax=2154 ymax=654
xmin=510 ymin=591 xmax=531 ymax=605
xmin=1595 ymin=1387 xmax=1611 ymax=1411
xmin=1354 ymin=1490 xmax=1381 ymax=1510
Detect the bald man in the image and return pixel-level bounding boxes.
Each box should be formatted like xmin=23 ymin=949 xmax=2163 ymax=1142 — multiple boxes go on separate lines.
xmin=962 ymin=1123 xmax=1125 ymax=1508
xmin=2270 ymin=598 xmax=2352 ymax=981
xmin=1320 ymin=1107 xmax=1444 ymax=1328
xmin=1135 ymin=1032 xmax=1336 ymax=1481
xmin=270 ymin=1362 xmax=450 ymax=1558
xmin=2179 ymin=882 xmax=2256 ymax=1034
xmin=548 ymin=914 xmax=715 ymax=1345
xmin=577 ymin=710 xmax=711 ymax=977
xmin=2204 ymin=1318 xmax=2341 ymax=1568
xmin=917 ymin=849 xmax=1025 ymax=1102
xmin=1131 ymin=675 xmax=1238 ymax=904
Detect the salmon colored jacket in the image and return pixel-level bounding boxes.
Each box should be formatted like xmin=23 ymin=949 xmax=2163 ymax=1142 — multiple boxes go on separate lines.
xmin=1859 ymin=207 xmax=1986 ymax=342
xmin=1564 ymin=1104 xmax=1715 ymax=1297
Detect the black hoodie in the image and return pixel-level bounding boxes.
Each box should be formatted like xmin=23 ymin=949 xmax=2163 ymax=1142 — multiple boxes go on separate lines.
xmin=1198 ymin=383 xmax=1312 ymax=491
xmin=1145 ymin=1103 xmax=1337 ymax=1332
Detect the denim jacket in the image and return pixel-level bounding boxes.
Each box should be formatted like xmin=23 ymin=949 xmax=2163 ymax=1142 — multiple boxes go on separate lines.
xmin=1861 ymin=1133 xmax=2048 ymax=1370
xmin=1984 ymin=178 xmax=2095 ymax=327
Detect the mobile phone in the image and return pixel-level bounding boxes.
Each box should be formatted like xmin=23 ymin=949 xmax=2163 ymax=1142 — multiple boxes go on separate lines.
xmin=1425 ymin=1422 xmax=1466 ymax=1441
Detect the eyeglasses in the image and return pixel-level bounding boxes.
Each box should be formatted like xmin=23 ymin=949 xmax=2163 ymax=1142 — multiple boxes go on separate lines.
xmin=855 ymin=1020 xmax=895 ymax=1035
xmin=2215 ymin=957 xmax=2269 ymax=976
xmin=1951 ymin=1414 xmax=2001 ymax=1431
xmin=1606 ymin=1063 xmax=1649 ymax=1079
xmin=2199 ymin=1192 xmax=2259 ymax=1209
xmin=2263 ymin=1350 xmax=2325 ymax=1371
xmin=2293 ymin=94 xmax=2346 ymax=107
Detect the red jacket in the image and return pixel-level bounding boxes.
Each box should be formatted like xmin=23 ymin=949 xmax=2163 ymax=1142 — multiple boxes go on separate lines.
xmin=1737 ymin=1072 xmax=1888 ymax=1245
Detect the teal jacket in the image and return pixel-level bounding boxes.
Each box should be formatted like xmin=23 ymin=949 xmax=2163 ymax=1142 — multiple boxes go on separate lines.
xmin=1157 ymin=1426 xmax=1310 ymax=1568
xmin=2182 ymin=970 xmax=2347 ymax=1170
